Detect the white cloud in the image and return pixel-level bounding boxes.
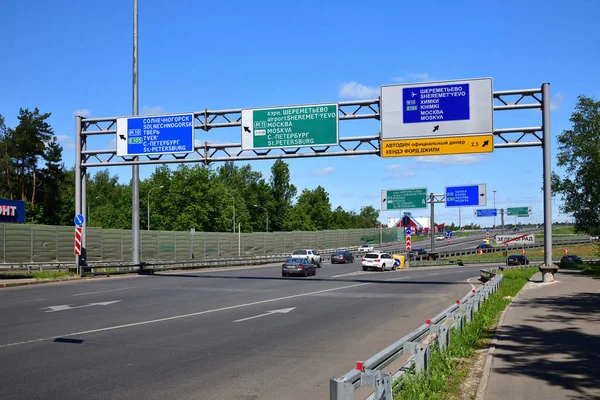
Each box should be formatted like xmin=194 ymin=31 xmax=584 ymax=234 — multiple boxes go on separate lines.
xmin=55 ymin=134 xmax=74 ymax=149
xmin=339 ymin=82 xmax=379 ymax=99
xmin=416 ymin=154 xmax=483 ymax=165
xmin=390 ymin=171 xmax=416 ymax=178
xmin=73 ymin=109 xmax=91 ymax=117
xmin=386 ymin=164 xmax=404 ymax=171
xmin=311 ymin=167 xmax=335 ymax=176
xmin=142 ymin=105 xmax=166 ymax=115
xmin=392 ymin=73 xmax=432 ymax=83
xmin=550 ymin=92 xmax=564 ymax=111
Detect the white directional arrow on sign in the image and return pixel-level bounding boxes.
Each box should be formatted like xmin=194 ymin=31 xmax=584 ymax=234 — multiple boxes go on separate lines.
xmin=40 ymin=300 xmax=121 ymax=313
xmin=234 ymin=307 xmax=296 ymax=323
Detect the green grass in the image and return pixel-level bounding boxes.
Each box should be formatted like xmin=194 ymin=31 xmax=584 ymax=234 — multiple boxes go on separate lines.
xmin=395 ymin=267 xmax=538 ymax=400
xmin=0 ymin=270 xmax=76 ymax=280
xmin=581 ymin=265 xmax=600 ymax=278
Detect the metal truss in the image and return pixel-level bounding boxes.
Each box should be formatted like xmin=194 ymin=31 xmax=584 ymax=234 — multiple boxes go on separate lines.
xmin=78 ymin=88 xmax=544 ymax=167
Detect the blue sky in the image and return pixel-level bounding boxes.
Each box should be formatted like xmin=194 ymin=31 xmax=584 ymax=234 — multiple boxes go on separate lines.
xmin=1 ymin=0 xmax=599 ymax=228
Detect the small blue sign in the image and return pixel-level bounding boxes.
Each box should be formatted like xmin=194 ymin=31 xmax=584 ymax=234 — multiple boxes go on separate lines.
xmin=486 ymin=228 xmax=490 ymax=233
xmin=446 ymin=231 xmax=453 ymax=238
xmin=74 ymin=214 xmax=85 ymax=226
xmin=476 ymin=208 xmax=497 ymax=217
xmin=118 ymin=113 xmax=194 ymax=156
xmin=445 ymin=184 xmax=486 ymax=207
xmin=405 ymin=228 xmax=412 ymax=235
xmin=403 ymin=84 xmax=470 ymax=124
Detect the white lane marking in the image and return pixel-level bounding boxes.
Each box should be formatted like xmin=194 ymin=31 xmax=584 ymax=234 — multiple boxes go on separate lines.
xmin=467 ymin=277 xmax=479 ymax=290
xmin=0 ymin=282 xmax=369 ymax=349
xmin=40 ymin=301 xmax=121 ymax=313
xmin=72 ymin=287 xmax=134 ymax=297
xmin=331 ymin=271 xmax=374 ymax=278
xmin=428 ymin=273 xmax=439 ymax=276
xmin=234 ymin=307 xmax=295 ymax=323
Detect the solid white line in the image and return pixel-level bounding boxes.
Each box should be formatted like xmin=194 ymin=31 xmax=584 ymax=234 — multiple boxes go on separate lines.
xmin=72 ymin=287 xmax=134 ymax=297
xmin=467 ymin=276 xmax=479 ymax=290
xmin=0 ymin=282 xmax=369 ymax=349
xmin=428 ymin=273 xmax=439 ymax=276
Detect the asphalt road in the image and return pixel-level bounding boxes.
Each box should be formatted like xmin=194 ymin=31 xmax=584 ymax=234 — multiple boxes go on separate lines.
xmin=0 ymin=260 xmax=491 ymax=400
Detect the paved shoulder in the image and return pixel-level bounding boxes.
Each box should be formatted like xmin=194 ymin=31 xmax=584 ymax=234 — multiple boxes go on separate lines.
xmin=483 ymin=269 xmax=600 ymax=400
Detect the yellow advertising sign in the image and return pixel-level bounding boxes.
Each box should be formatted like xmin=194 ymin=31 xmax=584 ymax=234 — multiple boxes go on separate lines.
xmin=381 ymin=135 xmax=494 ymax=158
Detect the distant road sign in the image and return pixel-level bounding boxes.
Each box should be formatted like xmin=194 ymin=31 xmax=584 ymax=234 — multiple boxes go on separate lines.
xmin=405 ymin=228 xmax=412 ymax=235
xmin=475 ymin=208 xmax=497 ymax=217
xmin=241 ymin=104 xmax=338 ymax=150
xmin=381 ymin=188 xmax=427 ymax=210
xmin=116 ymin=114 xmax=194 ymax=157
xmin=507 ymin=206 xmax=532 ymax=216
xmin=74 ymin=214 xmax=85 ymax=226
xmin=445 ymin=184 xmax=486 ymax=207
xmin=495 ymin=234 xmax=535 ymax=245
xmin=381 ymin=134 xmax=494 ymax=158
xmin=380 ymin=78 xmax=493 ymax=140
xmin=446 ymin=231 xmax=452 ymax=238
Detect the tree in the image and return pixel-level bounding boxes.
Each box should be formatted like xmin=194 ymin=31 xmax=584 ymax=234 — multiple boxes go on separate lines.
xmin=358 ymin=206 xmax=380 ymax=228
xmin=552 ymin=96 xmax=600 ymax=236
xmin=269 ymin=160 xmax=296 ymax=231
xmin=40 ymin=137 xmax=65 ymax=225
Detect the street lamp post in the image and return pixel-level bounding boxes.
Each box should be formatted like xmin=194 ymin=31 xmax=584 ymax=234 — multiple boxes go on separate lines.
xmin=147 ymin=186 xmax=164 ymax=231
xmin=493 ymin=190 xmax=497 ymax=228
xmin=226 ymin=193 xmax=235 ymax=233
xmin=87 ymin=196 xmax=100 ymax=226
xmin=254 ymin=204 xmax=268 ymax=232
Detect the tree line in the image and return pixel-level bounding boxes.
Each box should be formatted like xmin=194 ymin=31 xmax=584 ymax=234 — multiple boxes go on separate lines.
xmin=0 ymin=109 xmax=380 ymax=232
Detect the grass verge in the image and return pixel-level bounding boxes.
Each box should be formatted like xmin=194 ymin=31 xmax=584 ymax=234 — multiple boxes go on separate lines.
xmin=580 ymin=265 xmax=600 ymax=278
xmin=0 ymin=270 xmax=77 ymax=280
xmin=395 ymin=267 xmax=538 ymax=400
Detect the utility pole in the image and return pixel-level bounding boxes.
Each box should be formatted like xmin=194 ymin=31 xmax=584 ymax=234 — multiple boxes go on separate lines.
xmin=131 ymin=0 xmax=141 ymax=266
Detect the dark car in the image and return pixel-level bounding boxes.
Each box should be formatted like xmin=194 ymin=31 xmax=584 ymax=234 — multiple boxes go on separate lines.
xmin=476 ymin=243 xmax=494 ymax=253
xmin=560 ymin=254 xmax=583 ymax=267
xmin=331 ymin=250 xmax=354 ymax=264
xmin=282 ymin=257 xmax=316 ymax=277
xmin=507 ymin=254 xmax=529 ymax=266
xmin=408 ymin=248 xmax=427 ymax=259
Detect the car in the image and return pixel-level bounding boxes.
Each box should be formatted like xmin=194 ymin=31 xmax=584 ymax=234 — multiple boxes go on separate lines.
xmin=361 ymin=252 xmax=396 ymax=271
xmin=476 ymin=243 xmax=494 ymax=253
xmin=507 ymin=254 xmax=529 ymax=266
xmin=291 ymin=249 xmax=322 ymax=267
xmin=408 ymin=248 xmax=427 ymax=259
xmin=358 ymin=244 xmax=374 ymax=253
xmin=331 ymin=250 xmax=354 ymax=264
xmin=282 ymin=257 xmax=316 ymax=277
xmin=560 ymin=254 xmax=583 ymax=267
xmin=435 ymin=235 xmax=445 ymax=241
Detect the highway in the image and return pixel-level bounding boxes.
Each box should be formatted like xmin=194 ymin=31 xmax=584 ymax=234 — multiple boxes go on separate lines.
xmin=0 ymin=259 xmax=490 ymax=400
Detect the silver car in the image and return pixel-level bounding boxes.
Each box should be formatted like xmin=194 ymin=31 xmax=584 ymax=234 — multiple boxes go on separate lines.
xmin=282 ymin=257 xmax=316 ymax=277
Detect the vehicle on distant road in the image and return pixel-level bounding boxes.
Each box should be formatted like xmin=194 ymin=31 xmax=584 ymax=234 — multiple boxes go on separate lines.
xmin=408 ymin=248 xmax=427 ymax=259
xmin=362 ymin=252 xmax=395 ymax=271
xmin=507 ymin=254 xmax=529 ymax=266
xmin=477 ymin=243 xmax=494 ymax=253
xmin=331 ymin=250 xmax=354 ymax=264
xmin=291 ymin=249 xmax=322 ymax=267
xmin=282 ymin=257 xmax=316 ymax=277
xmin=358 ymin=244 xmax=374 ymax=253
xmin=435 ymin=235 xmax=445 ymax=241
xmin=560 ymin=254 xmax=583 ymax=267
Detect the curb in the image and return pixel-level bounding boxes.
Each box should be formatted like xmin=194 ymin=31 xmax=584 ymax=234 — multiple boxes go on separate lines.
xmin=474 ymin=274 xmax=553 ymax=400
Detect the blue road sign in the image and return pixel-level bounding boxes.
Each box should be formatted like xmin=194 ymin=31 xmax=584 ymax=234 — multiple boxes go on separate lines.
xmin=403 ymin=84 xmax=470 ymax=124
xmin=445 ymin=184 xmax=487 ymax=207
xmin=486 ymin=228 xmax=490 ymax=233
xmin=74 ymin=214 xmax=85 ymax=226
xmin=476 ymin=208 xmax=497 ymax=217
xmin=116 ymin=113 xmax=194 ymax=157
xmin=405 ymin=228 xmax=412 ymax=235
xmin=446 ymin=230 xmax=453 ymax=238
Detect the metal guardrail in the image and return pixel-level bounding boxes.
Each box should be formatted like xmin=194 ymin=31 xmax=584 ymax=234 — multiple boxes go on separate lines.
xmin=330 ymin=265 xmax=530 ymax=399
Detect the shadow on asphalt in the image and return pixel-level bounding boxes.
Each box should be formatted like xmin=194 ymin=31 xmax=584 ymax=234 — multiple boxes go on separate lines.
xmin=147 ymin=273 xmax=472 ymax=286
xmin=494 ymin=291 xmax=600 ymax=400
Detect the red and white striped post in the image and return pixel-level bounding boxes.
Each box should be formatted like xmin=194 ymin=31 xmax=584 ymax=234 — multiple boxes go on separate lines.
xmin=74 ymin=226 xmax=82 ymax=256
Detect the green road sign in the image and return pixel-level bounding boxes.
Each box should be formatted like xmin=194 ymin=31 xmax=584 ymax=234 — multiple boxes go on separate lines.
xmin=381 ymin=188 xmax=428 ymax=210
xmin=241 ymin=104 xmax=339 ymax=150
xmin=507 ymin=206 xmax=531 ymax=216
